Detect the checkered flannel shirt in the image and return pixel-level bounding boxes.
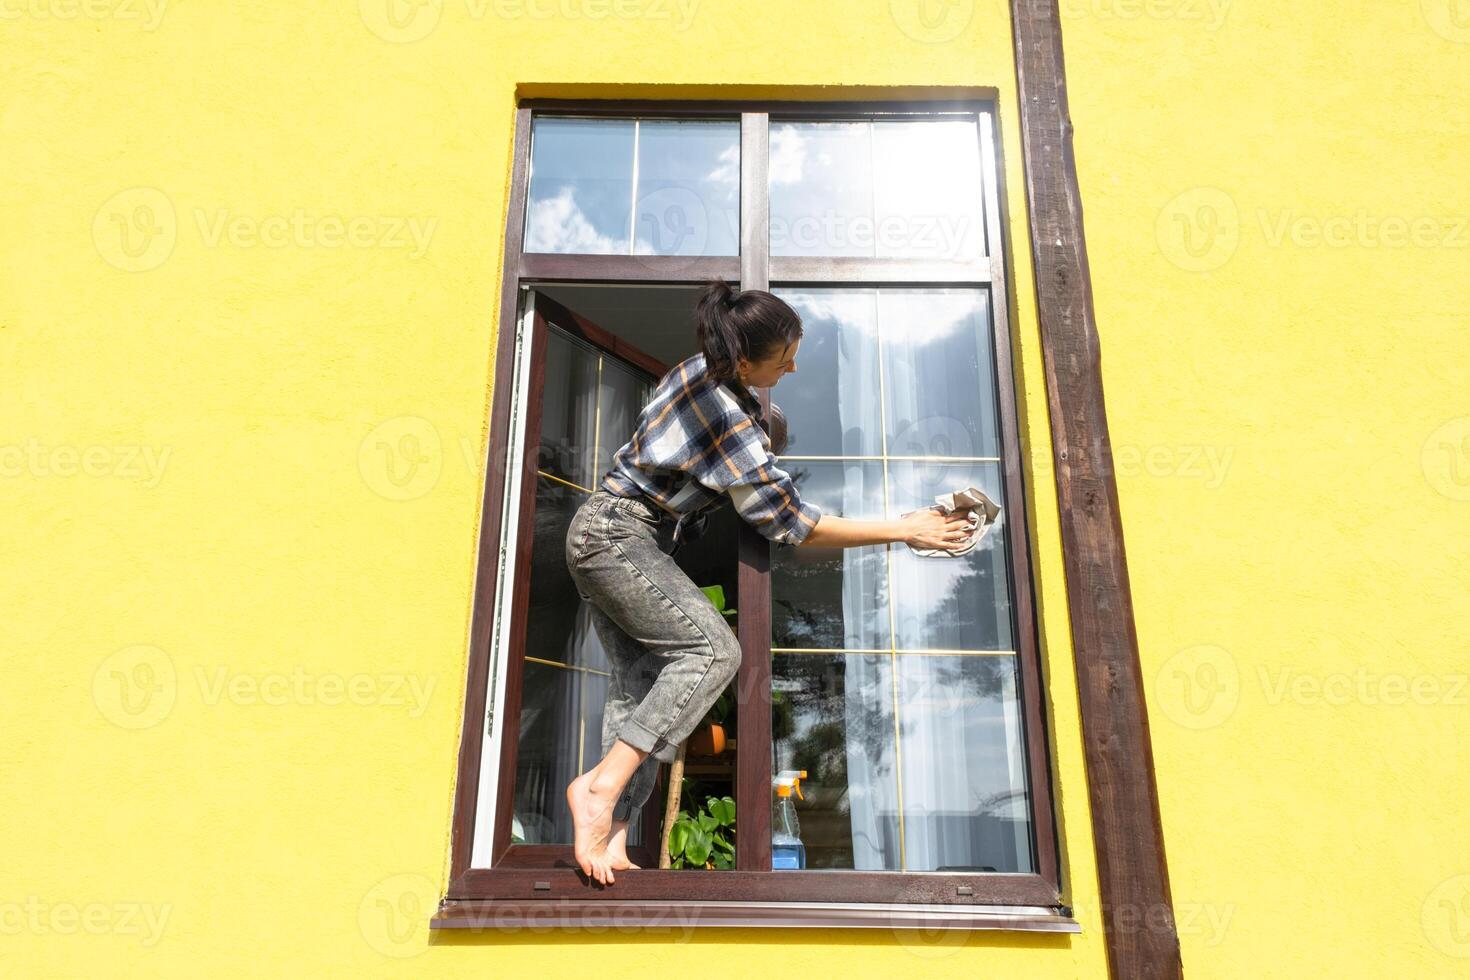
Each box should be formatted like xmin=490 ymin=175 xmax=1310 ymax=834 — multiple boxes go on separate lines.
xmin=598 ymin=352 xmax=823 ymax=549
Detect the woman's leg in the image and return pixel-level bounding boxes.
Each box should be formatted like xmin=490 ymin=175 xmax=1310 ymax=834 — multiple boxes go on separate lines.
xmin=565 ymin=496 xmax=741 ymax=884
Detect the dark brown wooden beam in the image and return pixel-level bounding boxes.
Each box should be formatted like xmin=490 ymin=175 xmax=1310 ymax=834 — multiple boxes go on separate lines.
xmin=1008 ymin=3 xmax=1182 ymax=978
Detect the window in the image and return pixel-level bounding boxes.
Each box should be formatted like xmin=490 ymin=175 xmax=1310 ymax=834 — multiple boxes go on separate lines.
xmin=441 ymin=99 xmax=1071 ymax=932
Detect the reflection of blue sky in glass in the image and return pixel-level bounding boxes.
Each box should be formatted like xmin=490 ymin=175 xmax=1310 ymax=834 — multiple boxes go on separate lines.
xmin=769 ymin=118 xmax=986 ymax=259
xmin=524 ymin=117 xmax=738 ymax=256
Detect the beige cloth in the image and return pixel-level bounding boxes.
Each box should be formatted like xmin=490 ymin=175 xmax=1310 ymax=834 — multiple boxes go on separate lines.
xmin=900 ymin=486 xmax=1002 ymax=558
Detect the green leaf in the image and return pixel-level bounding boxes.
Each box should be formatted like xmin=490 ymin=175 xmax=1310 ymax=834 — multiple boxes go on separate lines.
xmin=697 ymin=811 xmax=717 ymax=833
xmin=712 ymin=834 xmax=734 ymax=854
xmin=708 ymin=796 xmax=735 ymax=825
xmin=712 ymin=852 xmax=734 ymax=869
xmin=669 ymin=821 xmax=690 ymax=855
xmin=686 ymin=829 xmax=712 ymax=866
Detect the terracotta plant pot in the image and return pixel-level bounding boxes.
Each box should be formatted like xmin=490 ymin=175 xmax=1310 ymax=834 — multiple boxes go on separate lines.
xmin=688 ymin=722 xmax=726 ymax=757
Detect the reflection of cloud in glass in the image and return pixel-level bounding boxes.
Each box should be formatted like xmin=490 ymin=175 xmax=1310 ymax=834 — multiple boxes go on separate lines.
xmin=525 ymin=186 xmax=624 ymax=254
xmin=877 ymin=289 xmax=981 ymax=347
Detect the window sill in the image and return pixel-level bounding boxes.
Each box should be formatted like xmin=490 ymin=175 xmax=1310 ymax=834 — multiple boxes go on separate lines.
xmin=432 ymin=898 xmax=1080 ymax=933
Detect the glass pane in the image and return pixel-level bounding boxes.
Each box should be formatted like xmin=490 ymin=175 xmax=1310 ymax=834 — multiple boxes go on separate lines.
xmin=536 ymin=331 xmax=599 ymax=487
xmin=513 ymin=331 xmax=662 ymax=850
xmin=772 ymin=654 xmax=901 ymax=870
xmin=888 ymin=461 xmax=1014 ymax=651
xmin=512 ymin=659 xmax=611 ymax=844
xmin=893 ymin=654 xmax=1033 ymax=872
xmin=769 ymin=121 xmax=874 ymax=257
xmin=633 ymin=120 xmax=740 ymax=257
xmin=879 ymin=289 xmax=1000 ymax=460
xmin=769 ymin=289 xmax=883 ymax=457
xmin=769 ymin=118 xmax=985 ymax=259
xmin=525 ymin=117 xmax=635 ymax=254
xmin=771 ymin=461 xmax=889 ymax=651
xmin=595 ymin=357 xmax=654 ymax=489
xmin=871 ymin=119 xmax=985 ymax=260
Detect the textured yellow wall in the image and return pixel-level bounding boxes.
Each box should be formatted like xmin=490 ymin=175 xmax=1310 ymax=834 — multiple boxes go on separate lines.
xmin=1 ymin=1 xmax=1464 ymax=977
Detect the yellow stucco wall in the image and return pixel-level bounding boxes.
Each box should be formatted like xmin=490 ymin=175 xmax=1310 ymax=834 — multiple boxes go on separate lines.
xmin=3 ymin=1 xmax=1465 ymax=976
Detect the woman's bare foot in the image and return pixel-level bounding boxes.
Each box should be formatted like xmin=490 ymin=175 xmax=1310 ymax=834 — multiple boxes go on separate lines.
xmin=566 ymin=769 xmax=623 ymax=884
xmin=606 ymin=819 xmax=641 ymax=870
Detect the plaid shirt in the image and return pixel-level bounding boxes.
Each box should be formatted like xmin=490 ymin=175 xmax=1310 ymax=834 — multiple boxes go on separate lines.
xmin=598 ymin=352 xmax=823 ymax=549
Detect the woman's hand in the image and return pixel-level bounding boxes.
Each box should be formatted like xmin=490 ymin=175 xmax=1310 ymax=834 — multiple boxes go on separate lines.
xmin=899 ymin=507 xmax=975 ymax=551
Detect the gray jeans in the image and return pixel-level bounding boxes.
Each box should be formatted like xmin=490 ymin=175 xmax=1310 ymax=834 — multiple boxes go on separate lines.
xmin=564 ymin=488 xmax=741 ymax=823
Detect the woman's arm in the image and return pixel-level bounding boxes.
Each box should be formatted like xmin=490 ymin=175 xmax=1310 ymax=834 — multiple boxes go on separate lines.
xmin=799 ymin=508 xmax=974 ymax=551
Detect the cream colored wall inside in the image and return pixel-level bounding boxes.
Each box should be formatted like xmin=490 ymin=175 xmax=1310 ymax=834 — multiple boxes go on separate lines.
xmin=2 ymin=1 xmax=1463 ymax=977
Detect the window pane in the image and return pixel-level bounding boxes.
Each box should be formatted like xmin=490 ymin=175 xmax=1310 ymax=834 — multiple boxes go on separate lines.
xmin=536 ymin=331 xmax=599 ymax=487
xmin=772 ymin=653 xmax=901 ymax=870
xmin=525 ymin=116 xmax=739 ymax=256
xmin=633 ymin=119 xmax=740 ymax=257
xmin=594 ymin=357 xmax=654 ymax=491
xmin=888 ymin=461 xmax=1014 ymax=651
xmin=512 ymin=328 xmax=659 ymax=851
xmin=893 ymin=654 xmax=1033 ymax=872
xmin=871 ymin=119 xmax=985 ymax=260
xmin=771 ymin=461 xmax=889 ymax=651
xmin=879 ymin=289 xmax=1000 ymax=460
xmin=769 ymin=118 xmax=985 ymax=259
xmin=769 ymin=122 xmax=874 ymax=258
xmin=525 ymin=117 xmax=635 ymax=254
xmin=769 ymin=289 xmax=882 ymax=457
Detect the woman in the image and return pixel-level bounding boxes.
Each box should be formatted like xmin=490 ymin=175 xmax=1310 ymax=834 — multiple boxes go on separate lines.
xmin=563 ymin=278 xmax=973 ymax=885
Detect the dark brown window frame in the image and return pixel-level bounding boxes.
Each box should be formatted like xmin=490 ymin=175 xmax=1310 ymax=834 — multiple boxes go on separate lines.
xmin=438 ymin=94 xmax=1082 ymax=935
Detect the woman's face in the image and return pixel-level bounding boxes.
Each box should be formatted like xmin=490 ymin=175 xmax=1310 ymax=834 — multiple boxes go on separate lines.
xmin=738 ymin=338 xmax=800 ymax=388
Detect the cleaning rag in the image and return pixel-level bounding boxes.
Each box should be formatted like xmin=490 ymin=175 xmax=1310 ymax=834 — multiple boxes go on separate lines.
xmin=900 ymin=486 xmax=1002 ymax=558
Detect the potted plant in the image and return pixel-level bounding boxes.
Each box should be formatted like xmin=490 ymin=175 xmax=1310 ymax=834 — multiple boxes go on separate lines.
xmin=666 ymin=782 xmax=736 ymax=870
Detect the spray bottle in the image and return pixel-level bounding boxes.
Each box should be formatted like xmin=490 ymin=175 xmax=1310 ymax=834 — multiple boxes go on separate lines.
xmin=771 ymin=769 xmax=808 ymax=870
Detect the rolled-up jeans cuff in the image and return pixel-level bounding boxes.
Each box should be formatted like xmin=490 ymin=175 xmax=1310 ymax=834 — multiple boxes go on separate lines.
xmin=618 ymin=716 xmax=677 ymax=764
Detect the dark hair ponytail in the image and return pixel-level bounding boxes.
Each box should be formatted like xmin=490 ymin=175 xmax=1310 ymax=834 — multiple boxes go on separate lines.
xmin=694 ymin=278 xmax=803 ymax=385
